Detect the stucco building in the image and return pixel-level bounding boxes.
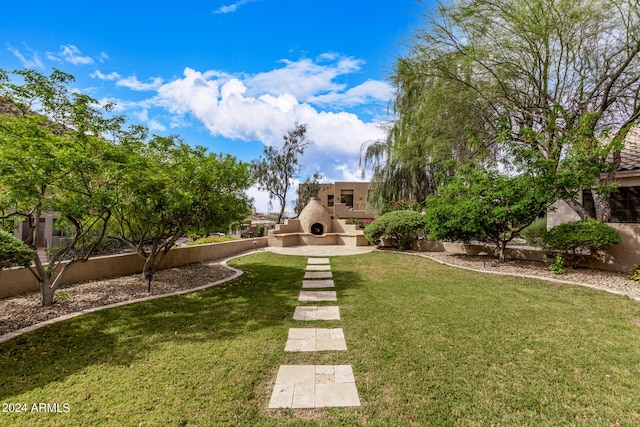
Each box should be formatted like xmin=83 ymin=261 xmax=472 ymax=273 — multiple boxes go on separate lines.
xmin=298 ymin=181 xmax=376 ymax=221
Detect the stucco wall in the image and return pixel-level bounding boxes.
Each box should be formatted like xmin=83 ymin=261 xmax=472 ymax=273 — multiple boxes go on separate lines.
xmin=588 ymin=223 xmax=640 ymax=272
xmin=412 ymin=224 xmax=640 ymax=273
xmin=0 ymin=237 xmax=268 ymax=298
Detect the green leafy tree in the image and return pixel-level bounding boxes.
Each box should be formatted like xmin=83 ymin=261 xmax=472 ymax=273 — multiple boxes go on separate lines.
xmin=294 ymin=172 xmax=323 ymax=215
xmin=0 ymin=229 xmax=35 ymax=269
xmin=252 ymin=123 xmax=311 ymax=224
xmin=425 ymin=166 xmax=555 ymax=261
xmin=112 ymin=134 xmax=253 ymax=291
xmin=0 ymin=69 xmax=123 ymax=306
xmin=365 ymin=0 xmax=640 ymax=219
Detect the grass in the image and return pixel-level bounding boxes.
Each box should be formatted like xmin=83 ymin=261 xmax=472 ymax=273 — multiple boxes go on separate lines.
xmin=1 ymin=251 xmax=639 ymax=426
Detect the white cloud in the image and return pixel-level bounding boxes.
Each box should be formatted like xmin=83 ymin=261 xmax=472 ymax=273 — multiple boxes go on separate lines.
xmin=109 ymin=54 xmax=390 ymax=201
xmin=132 ymin=109 xmax=166 ymax=131
xmin=60 ymin=44 xmax=94 ymax=65
xmin=45 ymin=51 xmax=61 ymax=62
xmin=91 ymin=70 xmax=122 ymax=81
xmin=7 ymin=46 xmax=44 ymax=69
xmin=116 ymin=75 xmax=164 ymax=91
xmin=155 ymin=67 xmax=385 ymax=158
xmin=148 ymin=119 xmax=167 ymax=132
xmin=213 ymin=0 xmax=258 ymax=14
xmin=245 ymin=56 xmax=362 ymax=102
xmin=308 ymin=80 xmax=393 ymax=107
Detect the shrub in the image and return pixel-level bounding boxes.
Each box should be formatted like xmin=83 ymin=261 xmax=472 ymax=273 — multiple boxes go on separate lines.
xmin=0 ymin=230 xmax=35 ymax=269
xmin=364 ymin=210 xmax=425 ymax=250
xmin=543 ymin=219 xmax=621 ymax=267
xmin=549 ymin=253 xmax=566 ymax=275
xmin=186 ymin=236 xmax=239 ymax=246
xmin=630 ymin=265 xmax=640 ymax=284
xmin=520 ymin=217 xmax=547 ymax=246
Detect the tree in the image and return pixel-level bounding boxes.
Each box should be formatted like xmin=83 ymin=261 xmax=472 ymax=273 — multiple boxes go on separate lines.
xmin=293 ymin=172 xmax=323 ymax=215
xmin=425 ymin=166 xmax=555 ymax=261
xmin=0 ymin=229 xmax=35 ymax=269
xmin=0 ymin=69 xmax=123 ymax=306
xmin=360 ymin=60 xmax=496 ymax=212
xmin=112 ymin=133 xmax=253 ymax=291
xmin=252 ymin=123 xmax=311 ymax=224
xmin=368 ymin=0 xmax=640 ymax=219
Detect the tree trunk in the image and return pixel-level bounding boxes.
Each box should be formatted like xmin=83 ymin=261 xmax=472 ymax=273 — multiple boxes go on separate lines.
xmin=562 ymin=197 xmax=592 ymax=219
xmin=277 ymin=195 xmax=287 ymax=224
xmin=30 ymin=256 xmax=73 ymax=307
xmin=593 ymin=192 xmax=613 ymax=222
xmin=498 ymin=242 xmax=506 ymax=262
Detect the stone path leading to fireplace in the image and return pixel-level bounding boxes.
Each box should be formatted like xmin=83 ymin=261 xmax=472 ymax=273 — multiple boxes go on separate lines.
xmin=268 ymin=257 xmax=361 ymax=409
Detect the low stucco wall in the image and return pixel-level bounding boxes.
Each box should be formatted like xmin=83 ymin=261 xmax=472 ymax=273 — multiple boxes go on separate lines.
xmin=587 ymin=223 xmax=640 ymax=272
xmin=411 ymin=240 xmax=548 ymax=263
xmin=411 ymin=224 xmax=640 ymax=273
xmin=0 ymin=237 xmax=268 ymax=298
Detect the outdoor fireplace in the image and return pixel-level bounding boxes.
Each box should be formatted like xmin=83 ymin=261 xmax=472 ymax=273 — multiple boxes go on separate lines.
xmin=298 ymin=197 xmax=332 ymax=235
xmin=311 ymin=223 xmax=324 ymax=235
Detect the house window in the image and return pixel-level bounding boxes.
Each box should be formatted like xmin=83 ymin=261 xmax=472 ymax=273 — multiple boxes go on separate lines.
xmin=52 ymin=219 xmax=62 ymax=237
xmin=327 ymin=195 xmax=334 ymax=207
xmin=610 ymin=186 xmax=640 ymax=223
xmin=582 ymin=190 xmax=597 ymax=218
xmin=340 ymin=190 xmax=354 ymax=208
xmin=583 ymin=187 xmax=640 ymax=223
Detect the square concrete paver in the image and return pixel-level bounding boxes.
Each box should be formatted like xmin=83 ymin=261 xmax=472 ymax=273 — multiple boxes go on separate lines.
xmin=298 ymin=291 xmax=337 ymax=302
xmin=302 ymin=279 xmax=335 ymax=288
xmin=304 ymin=271 xmax=332 ymax=279
xmin=293 ymin=306 xmax=341 ymax=321
xmin=307 ymin=258 xmax=330 ymax=264
xmin=284 ymin=328 xmax=347 ymax=352
xmin=306 ymin=265 xmax=332 ymax=271
xmin=269 ymin=365 xmax=360 ymax=408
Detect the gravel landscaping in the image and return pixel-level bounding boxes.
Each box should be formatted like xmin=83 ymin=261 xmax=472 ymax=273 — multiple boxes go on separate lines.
xmin=417 ymin=251 xmax=640 ymax=298
xmin=1 ymin=251 xmax=638 ymax=339
xmin=0 ymin=261 xmax=235 ymax=337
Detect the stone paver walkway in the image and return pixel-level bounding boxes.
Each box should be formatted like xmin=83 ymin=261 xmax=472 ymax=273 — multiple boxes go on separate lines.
xmin=284 ymin=328 xmax=347 ymax=351
xmin=307 ymin=258 xmax=331 ymax=264
xmin=269 ymin=256 xmax=360 ymax=409
xmin=306 ymin=264 xmax=332 ymax=271
xmin=304 ymin=271 xmax=332 ymax=279
xmin=298 ymin=290 xmax=337 ymax=301
xmin=302 ymin=279 xmax=335 ymax=288
xmin=269 ymin=365 xmax=360 ymax=408
xmin=293 ymin=306 xmax=340 ymax=321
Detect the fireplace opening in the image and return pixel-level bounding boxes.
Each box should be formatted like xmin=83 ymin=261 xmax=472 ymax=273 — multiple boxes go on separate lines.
xmin=310 ymin=223 xmax=324 ymax=235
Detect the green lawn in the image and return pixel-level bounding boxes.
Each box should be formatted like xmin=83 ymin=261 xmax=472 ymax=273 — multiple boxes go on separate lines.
xmin=1 ymin=252 xmax=639 ymax=426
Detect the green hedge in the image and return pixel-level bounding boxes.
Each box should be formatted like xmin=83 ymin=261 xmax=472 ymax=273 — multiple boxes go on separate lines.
xmin=0 ymin=229 xmax=35 ymax=269
xmin=543 ymin=219 xmax=620 ymax=267
xmin=364 ymin=210 xmax=425 ymax=250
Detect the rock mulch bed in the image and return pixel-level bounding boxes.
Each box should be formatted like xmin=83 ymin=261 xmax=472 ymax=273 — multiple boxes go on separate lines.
xmin=0 ymin=261 xmax=235 ymax=336
xmin=419 ymin=252 xmax=640 ymax=298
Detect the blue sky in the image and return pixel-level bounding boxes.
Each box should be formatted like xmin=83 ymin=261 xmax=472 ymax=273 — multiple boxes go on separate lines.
xmin=1 ymin=0 xmax=430 ymax=214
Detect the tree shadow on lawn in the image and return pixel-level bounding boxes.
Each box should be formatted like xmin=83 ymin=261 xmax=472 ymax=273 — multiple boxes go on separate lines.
xmin=0 ymin=255 xmax=366 ymax=400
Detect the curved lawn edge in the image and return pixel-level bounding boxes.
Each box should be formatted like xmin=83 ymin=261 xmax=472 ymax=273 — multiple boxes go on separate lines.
xmin=0 ymin=250 xmax=260 ymax=345
xmin=397 ymin=250 xmax=640 ymax=303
